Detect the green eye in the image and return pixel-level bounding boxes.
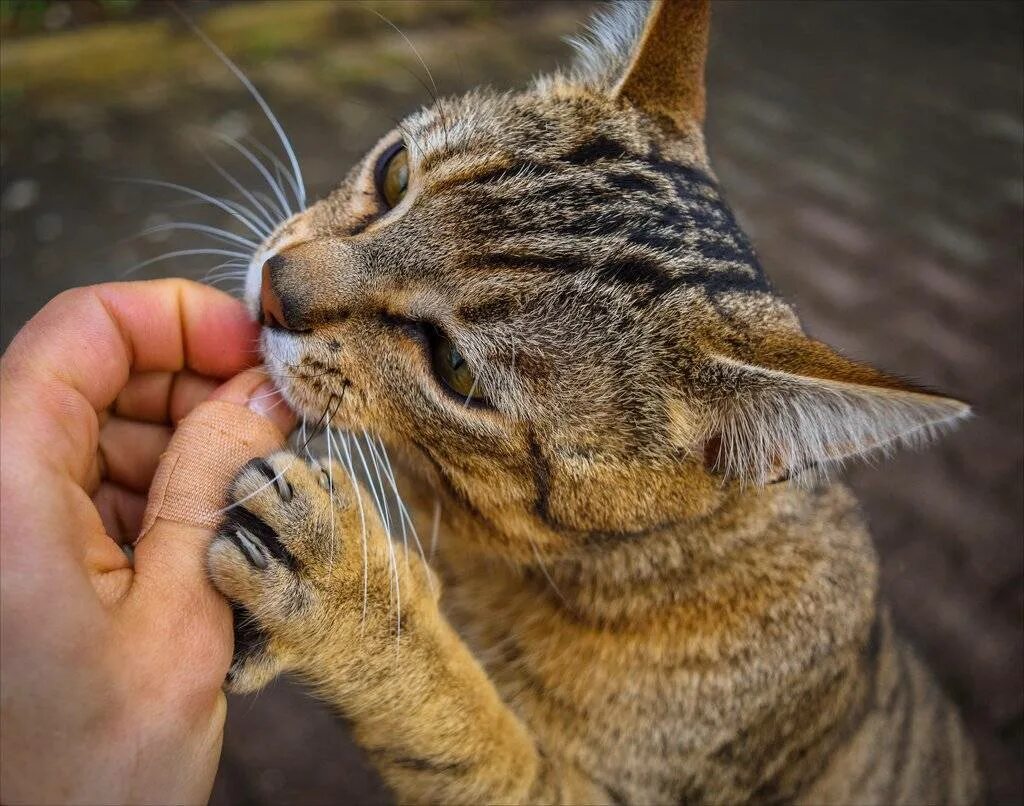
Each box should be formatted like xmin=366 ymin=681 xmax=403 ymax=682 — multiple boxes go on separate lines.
xmin=431 ymin=330 xmax=484 ymax=403
xmin=376 ymin=143 xmax=408 ymax=209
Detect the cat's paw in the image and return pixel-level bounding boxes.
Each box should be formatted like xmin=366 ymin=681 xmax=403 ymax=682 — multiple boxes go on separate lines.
xmin=207 ymin=450 xmax=387 ymax=693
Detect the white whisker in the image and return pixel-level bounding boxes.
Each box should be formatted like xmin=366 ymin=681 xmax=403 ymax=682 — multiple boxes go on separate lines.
xmin=218 ymin=457 xmax=300 ymax=514
xmin=325 ymin=426 xmax=337 ymax=576
xmin=210 ymin=131 xmax=293 ymax=219
xmin=174 ymin=8 xmax=306 ymax=208
xmin=429 ymin=498 xmax=441 ymax=562
xmin=245 ymin=135 xmax=305 ymax=211
xmin=338 ymin=432 xmax=370 ymax=629
xmin=365 ymin=6 xmax=447 ymax=148
xmin=527 ymin=536 xmax=565 ymax=604
xmin=351 ymin=433 xmax=391 ymax=537
xmin=117 ymin=177 xmax=268 ymax=239
xmin=121 ymin=248 xmax=250 ymax=278
xmin=198 ymin=142 xmax=283 ymax=231
xmin=368 ymin=435 xmax=433 ymax=590
xmin=134 ymin=221 xmax=258 ymax=250
xmin=361 ymin=431 xmax=399 ymax=563
xmin=463 ymin=375 xmax=479 ymax=408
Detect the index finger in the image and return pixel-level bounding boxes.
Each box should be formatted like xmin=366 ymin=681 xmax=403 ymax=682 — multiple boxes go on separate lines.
xmin=1 ymin=279 xmax=260 ymax=483
xmin=5 ymin=279 xmax=258 ymax=407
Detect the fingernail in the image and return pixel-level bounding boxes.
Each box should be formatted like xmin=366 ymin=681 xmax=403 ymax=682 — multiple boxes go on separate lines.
xmin=248 ymin=381 xmax=295 ymax=435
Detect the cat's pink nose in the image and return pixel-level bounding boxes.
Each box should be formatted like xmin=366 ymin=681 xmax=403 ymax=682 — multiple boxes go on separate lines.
xmin=260 ymin=258 xmax=291 ymax=330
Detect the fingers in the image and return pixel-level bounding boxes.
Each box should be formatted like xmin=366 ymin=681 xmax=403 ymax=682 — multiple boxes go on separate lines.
xmin=6 ymin=279 xmax=258 ymax=408
xmin=98 ymin=418 xmax=173 ymax=494
xmin=114 ymin=370 xmax=220 ymax=425
xmin=134 ymin=369 xmax=293 ymax=546
xmin=129 ymin=370 xmax=294 ymax=619
xmin=1 ymin=280 xmax=259 ymax=486
xmin=92 ymin=482 xmax=148 ymax=546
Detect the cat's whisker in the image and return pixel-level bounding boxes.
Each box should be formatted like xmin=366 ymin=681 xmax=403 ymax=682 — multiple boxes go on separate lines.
xmin=119 ymin=247 xmax=250 ymax=278
xmin=333 ymin=96 xmax=428 ymax=162
xmin=219 ymin=196 xmax=274 ymax=236
xmin=130 ymin=222 xmax=258 ymax=251
xmin=248 ymin=383 xmax=290 ymax=403
xmin=218 ymin=455 xmax=301 ymax=515
xmin=203 ymin=268 xmax=249 ymax=283
xmin=366 ymin=436 xmax=412 ymax=577
xmin=203 ymin=274 xmax=249 ymax=290
xmin=361 ymin=431 xmax=402 ymax=568
xmin=348 ymin=431 xmax=401 ymax=650
xmin=196 ymin=140 xmax=283 ymax=231
xmin=253 ymin=191 xmax=285 ymax=222
xmin=366 ymin=6 xmax=450 ymax=151
xmin=116 ymin=177 xmax=269 ymax=240
xmin=173 ymin=5 xmax=306 ymax=208
xmin=244 ymin=135 xmax=305 ymax=212
xmin=526 ymin=535 xmax=566 ymax=604
xmin=325 ymin=424 xmax=337 ymax=577
xmin=204 ymin=276 xmax=246 ymax=289
xmin=462 ymin=376 xmax=480 ymax=408
xmin=429 ymin=498 xmax=441 ymax=563
xmin=338 ymin=431 xmax=370 ymax=631
xmin=369 ymin=435 xmax=432 ymax=589
xmin=209 ymin=131 xmax=293 ymax=220
xmin=350 ymin=432 xmax=391 ymax=539
xmin=295 ymin=417 xmax=318 ymax=463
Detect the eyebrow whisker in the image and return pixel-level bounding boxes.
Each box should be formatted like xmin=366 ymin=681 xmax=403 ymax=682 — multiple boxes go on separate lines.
xmin=172 ymin=5 xmax=306 ymax=209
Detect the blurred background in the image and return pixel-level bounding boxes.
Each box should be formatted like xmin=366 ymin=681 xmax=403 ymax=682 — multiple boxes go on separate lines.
xmin=2 ymin=1 xmax=1021 ymax=803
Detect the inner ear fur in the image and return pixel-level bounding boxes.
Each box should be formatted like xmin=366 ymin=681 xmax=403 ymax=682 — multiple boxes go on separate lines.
xmin=614 ymin=0 xmax=711 ymax=129
xmin=702 ymin=333 xmax=970 ymax=485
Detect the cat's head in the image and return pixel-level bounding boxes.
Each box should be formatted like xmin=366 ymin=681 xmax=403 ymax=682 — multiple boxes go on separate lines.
xmin=244 ymin=0 xmax=967 ymax=556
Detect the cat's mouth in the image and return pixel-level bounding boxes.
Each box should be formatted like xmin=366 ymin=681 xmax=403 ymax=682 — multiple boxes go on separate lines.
xmin=258 ymin=329 xmax=333 ymax=420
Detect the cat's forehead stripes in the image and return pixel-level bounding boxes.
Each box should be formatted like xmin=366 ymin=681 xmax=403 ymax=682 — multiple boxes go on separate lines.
xmin=396 ymin=96 xmax=770 ymax=310
xmin=391 ymin=115 xmax=770 ymax=315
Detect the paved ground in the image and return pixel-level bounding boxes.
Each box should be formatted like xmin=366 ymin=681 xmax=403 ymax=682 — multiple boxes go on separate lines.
xmin=2 ymin=2 xmax=1021 ymax=803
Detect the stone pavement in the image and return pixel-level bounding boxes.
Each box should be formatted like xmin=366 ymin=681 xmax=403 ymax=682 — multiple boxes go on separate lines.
xmin=1 ymin=2 xmax=1020 ymax=803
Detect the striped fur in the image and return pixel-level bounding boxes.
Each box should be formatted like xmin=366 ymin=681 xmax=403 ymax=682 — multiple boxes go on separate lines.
xmin=208 ymin=1 xmax=981 ymax=802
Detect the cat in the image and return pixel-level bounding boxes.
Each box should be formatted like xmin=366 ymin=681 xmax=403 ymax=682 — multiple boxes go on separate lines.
xmin=206 ymin=1 xmax=982 ymax=802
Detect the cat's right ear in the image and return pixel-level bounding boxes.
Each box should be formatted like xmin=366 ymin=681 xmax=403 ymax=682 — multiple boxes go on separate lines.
xmin=614 ymin=0 xmax=710 ymax=128
xmin=571 ymin=0 xmax=711 ymax=130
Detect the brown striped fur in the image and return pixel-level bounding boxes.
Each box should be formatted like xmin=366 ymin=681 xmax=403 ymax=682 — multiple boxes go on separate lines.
xmin=207 ymin=1 xmax=981 ymax=802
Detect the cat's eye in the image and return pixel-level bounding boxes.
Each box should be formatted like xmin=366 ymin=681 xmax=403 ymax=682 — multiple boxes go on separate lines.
xmin=375 ymin=143 xmax=409 ymax=209
xmin=430 ymin=329 xmax=485 ymax=404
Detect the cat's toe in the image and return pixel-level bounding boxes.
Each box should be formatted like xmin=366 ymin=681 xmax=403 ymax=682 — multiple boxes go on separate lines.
xmin=222 ymin=602 xmax=283 ymax=694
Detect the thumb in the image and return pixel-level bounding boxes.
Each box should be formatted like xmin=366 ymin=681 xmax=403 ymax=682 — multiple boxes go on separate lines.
xmin=129 ymin=369 xmax=295 ymax=620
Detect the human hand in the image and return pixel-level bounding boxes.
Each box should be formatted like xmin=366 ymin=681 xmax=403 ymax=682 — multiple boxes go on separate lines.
xmin=0 ymin=280 xmax=293 ymax=805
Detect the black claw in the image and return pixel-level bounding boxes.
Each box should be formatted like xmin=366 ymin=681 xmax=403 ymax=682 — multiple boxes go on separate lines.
xmin=228 ymin=527 xmax=269 ymax=569
xmin=250 ymin=458 xmax=277 ymax=482
xmin=247 ymin=457 xmax=293 ymax=502
xmin=224 ymin=508 xmax=299 ymax=571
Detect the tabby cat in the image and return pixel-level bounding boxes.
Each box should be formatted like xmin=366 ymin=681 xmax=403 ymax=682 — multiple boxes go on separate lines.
xmin=207 ymin=1 xmax=982 ymax=802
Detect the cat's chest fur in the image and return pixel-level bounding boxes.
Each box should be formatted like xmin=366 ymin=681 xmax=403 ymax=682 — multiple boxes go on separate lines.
xmin=435 ymin=483 xmax=879 ymax=801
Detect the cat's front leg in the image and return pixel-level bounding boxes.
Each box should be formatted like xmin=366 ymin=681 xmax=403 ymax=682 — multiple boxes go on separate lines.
xmin=207 ymin=452 xmax=607 ymax=804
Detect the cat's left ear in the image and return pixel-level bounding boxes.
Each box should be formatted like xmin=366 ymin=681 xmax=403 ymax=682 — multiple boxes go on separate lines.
xmin=700 ymin=332 xmax=971 ymax=484
xmin=614 ymin=0 xmax=711 ymax=129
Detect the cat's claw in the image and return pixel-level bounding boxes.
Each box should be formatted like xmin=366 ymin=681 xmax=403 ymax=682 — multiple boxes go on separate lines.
xmin=207 ymin=450 xmax=357 ymax=692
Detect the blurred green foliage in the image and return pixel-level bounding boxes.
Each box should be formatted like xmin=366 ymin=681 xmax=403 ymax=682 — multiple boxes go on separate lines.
xmin=1 ymin=0 xmax=141 ymax=36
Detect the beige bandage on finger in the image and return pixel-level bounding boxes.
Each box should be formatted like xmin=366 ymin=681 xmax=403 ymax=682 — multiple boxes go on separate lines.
xmin=136 ymin=400 xmax=287 ymax=543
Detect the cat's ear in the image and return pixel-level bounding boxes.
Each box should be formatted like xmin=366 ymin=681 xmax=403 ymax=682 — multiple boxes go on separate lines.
xmin=570 ymin=0 xmax=711 ymax=128
xmin=702 ymin=333 xmax=970 ymax=484
xmin=613 ymin=0 xmax=710 ymax=128
xmin=569 ymin=1 xmax=709 ymax=126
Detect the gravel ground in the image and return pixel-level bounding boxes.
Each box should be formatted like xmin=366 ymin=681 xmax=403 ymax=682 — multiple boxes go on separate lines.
xmin=2 ymin=2 xmax=1021 ymax=803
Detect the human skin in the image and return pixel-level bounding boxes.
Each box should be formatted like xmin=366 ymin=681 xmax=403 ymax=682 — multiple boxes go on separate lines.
xmin=0 ymin=280 xmax=293 ymax=805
